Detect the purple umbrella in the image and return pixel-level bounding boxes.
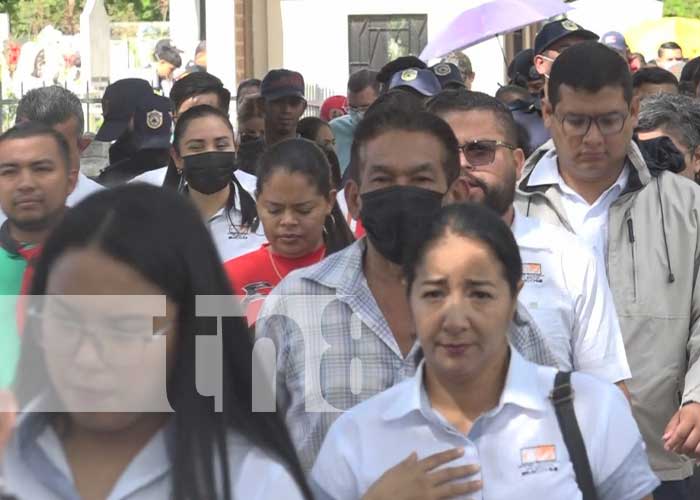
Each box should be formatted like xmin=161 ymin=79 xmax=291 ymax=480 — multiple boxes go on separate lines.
xmin=420 ymin=0 xmax=573 ymax=61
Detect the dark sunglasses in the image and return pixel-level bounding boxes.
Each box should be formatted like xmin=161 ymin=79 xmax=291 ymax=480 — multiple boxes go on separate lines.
xmin=458 ymin=140 xmax=516 ymax=167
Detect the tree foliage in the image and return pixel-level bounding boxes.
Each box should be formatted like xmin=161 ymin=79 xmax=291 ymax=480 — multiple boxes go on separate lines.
xmin=663 ymin=0 xmax=700 ymax=18
xmin=0 ymin=0 xmax=169 ymax=38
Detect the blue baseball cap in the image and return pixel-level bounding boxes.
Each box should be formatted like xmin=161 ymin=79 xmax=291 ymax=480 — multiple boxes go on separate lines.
xmin=388 ymin=68 xmax=442 ymax=97
xmin=600 ymin=31 xmax=628 ymax=54
xmin=535 ymin=19 xmax=598 ymax=55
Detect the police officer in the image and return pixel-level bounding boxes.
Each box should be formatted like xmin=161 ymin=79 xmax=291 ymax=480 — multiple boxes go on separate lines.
xmin=512 ymin=20 xmax=598 ymax=154
xmin=96 ymin=80 xmax=172 ymax=186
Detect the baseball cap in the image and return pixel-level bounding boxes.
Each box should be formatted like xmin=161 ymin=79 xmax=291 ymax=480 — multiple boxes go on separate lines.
xmin=260 ymin=69 xmax=305 ymax=101
xmin=133 ymin=92 xmax=173 ymax=151
xmin=443 ymin=51 xmax=473 ymax=79
xmin=534 ymin=19 xmax=598 ymax=55
xmin=600 ymin=31 xmax=628 ymax=54
xmin=508 ymin=49 xmax=542 ymax=85
xmin=430 ymin=62 xmax=465 ymax=89
xmin=96 ymin=78 xmax=154 ymax=142
xmin=388 ymin=68 xmax=442 ymax=97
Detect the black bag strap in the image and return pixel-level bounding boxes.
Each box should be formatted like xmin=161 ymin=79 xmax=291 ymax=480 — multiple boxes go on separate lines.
xmin=550 ymin=371 xmax=599 ymax=500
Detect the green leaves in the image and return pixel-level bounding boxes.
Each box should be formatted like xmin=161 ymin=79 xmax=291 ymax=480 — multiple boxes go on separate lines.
xmin=2 ymin=0 xmax=168 ymax=38
xmin=663 ymin=0 xmax=700 ymax=18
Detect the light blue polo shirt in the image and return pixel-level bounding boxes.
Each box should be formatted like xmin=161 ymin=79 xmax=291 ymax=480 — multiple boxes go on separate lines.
xmin=311 ymin=347 xmax=659 ymax=500
xmin=2 ymin=401 xmax=307 ymax=500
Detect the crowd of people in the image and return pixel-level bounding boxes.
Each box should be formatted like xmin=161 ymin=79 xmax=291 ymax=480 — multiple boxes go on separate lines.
xmin=1 ymin=16 xmax=700 ymax=500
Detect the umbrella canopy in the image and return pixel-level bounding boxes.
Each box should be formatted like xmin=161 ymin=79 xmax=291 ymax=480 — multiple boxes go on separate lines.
xmin=625 ymin=17 xmax=700 ymax=62
xmin=420 ymin=0 xmax=572 ymax=61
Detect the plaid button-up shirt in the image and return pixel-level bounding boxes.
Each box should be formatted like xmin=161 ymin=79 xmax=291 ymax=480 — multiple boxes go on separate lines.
xmin=256 ymin=239 xmax=557 ymax=471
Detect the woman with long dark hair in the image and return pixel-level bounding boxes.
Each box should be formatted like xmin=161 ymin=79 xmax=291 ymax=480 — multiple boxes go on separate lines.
xmin=171 ymin=104 xmax=266 ymax=261
xmin=2 ymin=184 xmax=312 ymax=500
xmin=224 ymin=138 xmax=354 ymax=325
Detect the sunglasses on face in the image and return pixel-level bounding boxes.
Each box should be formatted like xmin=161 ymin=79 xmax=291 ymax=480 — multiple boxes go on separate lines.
xmin=458 ymin=140 xmax=516 ymax=167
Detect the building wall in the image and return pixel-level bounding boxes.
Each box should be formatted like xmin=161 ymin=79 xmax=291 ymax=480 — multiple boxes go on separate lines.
xmin=277 ymin=0 xmax=507 ymax=95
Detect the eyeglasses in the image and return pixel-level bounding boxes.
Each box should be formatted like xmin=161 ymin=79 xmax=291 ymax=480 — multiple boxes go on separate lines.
xmin=458 ymin=140 xmax=516 ymax=167
xmin=27 ymin=308 xmax=172 ymax=368
xmin=557 ymin=112 xmax=628 ymax=137
xmin=347 ymin=104 xmax=370 ymax=113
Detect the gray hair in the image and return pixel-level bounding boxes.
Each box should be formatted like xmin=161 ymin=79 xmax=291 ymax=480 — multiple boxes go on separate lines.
xmin=15 ymin=86 xmax=85 ymax=136
xmin=638 ymin=93 xmax=700 ymax=152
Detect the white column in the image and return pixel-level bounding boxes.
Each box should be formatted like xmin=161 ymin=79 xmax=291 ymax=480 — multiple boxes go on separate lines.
xmin=79 ymin=0 xmax=111 ymax=90
xmin=169 ymin=0 xmax=201 ymax=68
xmin=205 ymin=0 xmax=237 ymax=93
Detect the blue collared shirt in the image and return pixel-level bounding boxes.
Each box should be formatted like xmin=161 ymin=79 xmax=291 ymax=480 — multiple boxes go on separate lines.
xmin=257 ymin=239 xmax=558 ymax=471
xmin=2 ymin=399 xmax=307 ymax=500
xmin=311 ymin=348 xmax=659 ymax=500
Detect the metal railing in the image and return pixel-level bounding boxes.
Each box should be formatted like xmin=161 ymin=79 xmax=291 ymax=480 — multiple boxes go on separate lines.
xmin=0 ymin=79 xmax=341 ymax=133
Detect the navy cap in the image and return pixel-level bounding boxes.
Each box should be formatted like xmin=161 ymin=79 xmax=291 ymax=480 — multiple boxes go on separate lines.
xmin=534 ymin=19 xmax=598 ymax=55
xmin=260 ymin=69 xmax=305 ymax=101
xmin=96 ymin=78 xmax=154 ymax=141
xmin=133 ymin=93 xmax=172 ymax=151
xmin=600 ymin=31 xmax=627 ymax=54
xmin=430 ymin=62 xmax=465 ymax=89
xmin=508 ymin=49 xmax=542 ymax=84
xmin=388 ymin=68 xmax=442 ymax=97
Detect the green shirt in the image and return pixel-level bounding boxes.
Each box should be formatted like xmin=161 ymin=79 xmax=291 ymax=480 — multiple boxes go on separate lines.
xmin=0 ymin=245 xmax=27 ymax=388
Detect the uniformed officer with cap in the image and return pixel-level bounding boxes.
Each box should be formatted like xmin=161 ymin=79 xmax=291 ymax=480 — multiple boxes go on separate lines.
xmin=97 ymin=85 xmax=173 ymax=186
xmin=430 ymin=62 xmax=466 ymax=90
xmin=510 ymin=19 xmax=598 ymax=153
xmin=388 ymin=67 xmax=442 ymax=99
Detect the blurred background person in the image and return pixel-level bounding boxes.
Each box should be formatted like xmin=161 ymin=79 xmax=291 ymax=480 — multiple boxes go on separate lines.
xmin=261 ymin=69 xmax=307 ymax=147
xmin=442 ymin=50 xmax=475 ymax=89
xmin=298 ymin=117 xmax=335 ymax=152
xmin=656 ymin=41 xmax=684 ymax=70
xmin=236 ymin=78 xmax=262 ymax=110
xmin=638 ymin=93 xmax=700 ymax=183
xmin=235 ymin=94 xmax=266 ymax=176
xmin=632 ymin=67 xmax=679 ymax=101
xmin=330 ymin=69 xmax=379 ymax=174
xmin=152 ymin=39 xmax=183 ymax=97
xmin=319 ymin=95 xmax=347 ymax=122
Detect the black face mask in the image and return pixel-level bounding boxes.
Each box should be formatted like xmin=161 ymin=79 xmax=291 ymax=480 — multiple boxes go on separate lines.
xmin=360 ymin=185 xmax=444 ymax=265
xmin=183 ymin=151 xmax=236 ymax=194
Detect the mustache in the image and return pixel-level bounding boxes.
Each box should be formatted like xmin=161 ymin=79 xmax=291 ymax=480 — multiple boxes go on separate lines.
xmin=463 ymin=172 xmax=489 ymax=193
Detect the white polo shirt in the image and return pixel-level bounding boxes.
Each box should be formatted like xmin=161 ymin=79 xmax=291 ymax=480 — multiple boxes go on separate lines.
xmin=129 ymin=168 xmax=266 ymax=262
xmin=527 ymin=150 xmax=629 ymax=270
xmin=3 ymin=411 xmax=307 ymax=500
xmin=311 ymin=348 xmax=659 ymax=500
xmin=513 ymin=210 xmax=630 ymax=383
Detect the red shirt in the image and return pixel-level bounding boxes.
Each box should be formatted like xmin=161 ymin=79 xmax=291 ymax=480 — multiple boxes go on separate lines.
xmin=224 ymin=243 xmax=326 ymax=325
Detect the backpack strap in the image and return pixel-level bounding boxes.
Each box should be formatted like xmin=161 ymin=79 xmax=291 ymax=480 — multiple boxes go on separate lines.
xmin=550 ymin=371 xmax=599 ymax=500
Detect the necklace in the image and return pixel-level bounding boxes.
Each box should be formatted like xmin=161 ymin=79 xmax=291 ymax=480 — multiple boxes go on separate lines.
xmin=266 ymin=246 xmax=326 ymax=281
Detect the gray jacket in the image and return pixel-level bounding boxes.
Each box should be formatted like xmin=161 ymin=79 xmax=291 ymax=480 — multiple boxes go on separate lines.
xmin=515 ymin=139 xmax=700 ymax=481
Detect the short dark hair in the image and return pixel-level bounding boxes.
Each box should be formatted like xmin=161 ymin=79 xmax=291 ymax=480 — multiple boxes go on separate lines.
xmin=427 ymin=89 xmax=519 ymax=146
xmin=494 ymin=85 xmax=531 ymax=105
xmin=548 ymin=41 xmax=633 ymax=111
xmin=658 ymin=41 xmax=682 ymax=57
xmin=347 ymin=69 xmax=379 ymax=95
xmin=349 ymin=108 xmax=460 ymax=187
xmin=16 ymin=86 xmax=85 ymax=135
xmin=236 ymin=78 xmax=262 ymax=105
xmin=169 ymin=72 xmax=231 ymax=115
xmin=403 ymin=203 xmax=522 ymax=296
xmin=237 ymin=94 xmax=265 ymax=124
xmin=0 ymin=121 xmax=71 ymax=170
xmin=632 ymin=67 xmax=679 ymax=90
xmin=680 ymin=56 xmax=700 ymax=82
xmin=297 ymin=116 xmax=329 ymax=143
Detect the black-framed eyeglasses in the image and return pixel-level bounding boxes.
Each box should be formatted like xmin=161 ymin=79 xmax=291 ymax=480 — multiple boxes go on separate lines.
xmin=557 ymin=112 xmax=628 ymax=137
xmin=458 ymin=140 xmax=516 ymax=167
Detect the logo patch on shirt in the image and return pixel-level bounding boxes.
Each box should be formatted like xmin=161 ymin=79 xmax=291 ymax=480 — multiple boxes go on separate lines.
xmin=522 ymin=263 xmax=543 ymax=283
xmin=228 ymin=224 xmax=252 ymax=240
xmin=519 ymin=445 xmax=559 ymax=476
